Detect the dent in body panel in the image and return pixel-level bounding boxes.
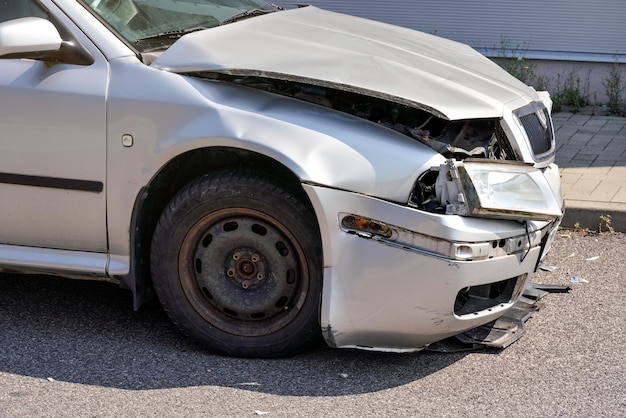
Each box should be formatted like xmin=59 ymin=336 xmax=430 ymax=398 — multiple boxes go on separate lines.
xmin=104 ymin=58 xmax=442 ymax=259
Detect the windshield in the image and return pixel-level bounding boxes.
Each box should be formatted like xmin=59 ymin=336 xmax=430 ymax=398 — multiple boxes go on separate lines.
xmin=83 ymin=0 xmax=274 ymax=51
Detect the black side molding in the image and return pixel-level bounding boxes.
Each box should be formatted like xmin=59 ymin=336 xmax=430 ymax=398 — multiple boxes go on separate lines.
xmin=0 ymin=172 xmax=103 ymax=193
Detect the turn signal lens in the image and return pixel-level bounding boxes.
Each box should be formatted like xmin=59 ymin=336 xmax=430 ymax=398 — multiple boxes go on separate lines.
xmin=341 ymin=215 xmax=393 ymax=239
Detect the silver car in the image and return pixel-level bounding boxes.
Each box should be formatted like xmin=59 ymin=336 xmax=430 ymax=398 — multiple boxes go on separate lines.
xmin=0 ymin=0 xmax=563 ymax=357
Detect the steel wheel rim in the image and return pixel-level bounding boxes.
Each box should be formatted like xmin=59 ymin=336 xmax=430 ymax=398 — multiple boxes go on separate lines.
xmin=178 ymin=207 xmax=310 ymax=337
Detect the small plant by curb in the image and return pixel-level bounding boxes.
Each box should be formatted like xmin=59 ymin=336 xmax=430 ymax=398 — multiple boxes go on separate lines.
xmin=569 ymin=216 xmax=616 ymax=235
xmin=599 ymin=214 xmax=615 ymax=234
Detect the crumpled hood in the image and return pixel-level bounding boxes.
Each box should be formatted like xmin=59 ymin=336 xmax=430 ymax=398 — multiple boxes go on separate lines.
xmin=152 ymin=6 xmax=538 ymax=120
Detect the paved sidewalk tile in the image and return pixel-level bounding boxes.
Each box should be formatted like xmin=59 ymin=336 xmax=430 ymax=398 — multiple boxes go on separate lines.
xmin=554 ymin=110 xmax=626 ymax=231
xmin=614 ymin=188 xmax=626 ymax=204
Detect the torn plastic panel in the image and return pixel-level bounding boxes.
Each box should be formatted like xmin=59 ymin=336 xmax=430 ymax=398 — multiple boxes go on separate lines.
xmin=454 ymin=274 xmax=527 ymax=316
xmin=410 ymin=159 xmax=563 ymax=221
xmin=428 ymin=282 xmax=570 ymax=352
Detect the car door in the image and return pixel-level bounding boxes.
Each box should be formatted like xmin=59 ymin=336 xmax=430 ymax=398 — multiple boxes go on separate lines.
xmin=0 ymin=1 xmax=108 ymax=252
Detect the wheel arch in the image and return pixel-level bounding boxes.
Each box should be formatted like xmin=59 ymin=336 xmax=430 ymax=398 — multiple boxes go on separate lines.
xmin=123 ymin=146 xmax=322 ymax=310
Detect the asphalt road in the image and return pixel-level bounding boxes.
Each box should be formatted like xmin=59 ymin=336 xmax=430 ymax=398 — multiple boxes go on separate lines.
xmin=1 ymin=230 xmax=625 ymax=417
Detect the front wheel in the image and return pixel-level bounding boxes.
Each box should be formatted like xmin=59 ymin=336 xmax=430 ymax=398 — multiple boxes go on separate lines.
xmin=150 ymin=171 xmax=323 ymax=357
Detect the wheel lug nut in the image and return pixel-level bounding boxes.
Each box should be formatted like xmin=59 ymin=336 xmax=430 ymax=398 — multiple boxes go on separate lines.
xmin=233 ymin=253 xmax=240 ymax=260
xmin=242 ymin=280 xmax=250 ymax=289
xmin=227 ymin=269 xmax=235 ymax=277
xmin=251 ymin=254 xmax=259 ymax=263
xmin=257 ymin=273 xmax=264 ymax=281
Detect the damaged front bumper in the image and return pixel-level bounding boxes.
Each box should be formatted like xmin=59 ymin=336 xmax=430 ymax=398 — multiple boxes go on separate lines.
xmin=304 ymin=168 xmax=563 ymax=352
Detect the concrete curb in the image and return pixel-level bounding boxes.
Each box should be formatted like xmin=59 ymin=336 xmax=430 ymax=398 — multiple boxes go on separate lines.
xmin=562 ymin=200 xmax=626 ymax=232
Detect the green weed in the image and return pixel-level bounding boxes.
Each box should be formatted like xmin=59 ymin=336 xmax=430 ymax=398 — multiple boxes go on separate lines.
xmin=599 ymin=214 xmax=615 ymax=234
xmin=604 ymin=57 xmax=625 ymax=116
xmin=553 ymin=69 xmax=589 ymax=113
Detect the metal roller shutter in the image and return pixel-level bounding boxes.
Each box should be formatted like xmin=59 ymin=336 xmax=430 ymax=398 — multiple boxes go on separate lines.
xmin=280 ymin=1 xmax=626 ymax=62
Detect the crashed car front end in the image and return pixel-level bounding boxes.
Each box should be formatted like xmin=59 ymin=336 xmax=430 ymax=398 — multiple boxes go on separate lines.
xmin=201 ymin=75 xmax=564 ymax=352
xmin=302 ymin=98 xmax=563 ymax=351
xmin=206 ymin=74 xmax=563 ymax=352
xmin=147 ymin=5 xmax=564 ymax=352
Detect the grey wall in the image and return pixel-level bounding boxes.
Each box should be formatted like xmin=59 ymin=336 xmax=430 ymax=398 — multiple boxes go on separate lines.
xmin=279 ymin=1 xmax=626 ymax=63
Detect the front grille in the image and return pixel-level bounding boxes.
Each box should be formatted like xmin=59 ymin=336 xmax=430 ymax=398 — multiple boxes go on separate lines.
xmin=515 ymin=103 xmax=555 ymax=162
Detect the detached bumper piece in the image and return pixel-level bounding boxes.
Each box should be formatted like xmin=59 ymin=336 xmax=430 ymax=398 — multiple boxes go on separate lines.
xmin=427 ymin=282 xmax=570 ymax=353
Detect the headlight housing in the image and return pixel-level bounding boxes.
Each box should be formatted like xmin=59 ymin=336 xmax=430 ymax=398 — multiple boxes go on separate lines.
xmin=436 ymin=159 xmax=562 ymax=221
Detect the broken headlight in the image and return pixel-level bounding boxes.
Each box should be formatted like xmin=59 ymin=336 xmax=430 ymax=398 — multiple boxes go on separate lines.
xmin=415 ymin=159 xmax=562 ymax=221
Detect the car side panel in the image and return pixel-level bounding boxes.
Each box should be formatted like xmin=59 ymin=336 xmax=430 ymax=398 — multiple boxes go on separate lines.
xmin=0 ymin=10 xmax=109 ymax=251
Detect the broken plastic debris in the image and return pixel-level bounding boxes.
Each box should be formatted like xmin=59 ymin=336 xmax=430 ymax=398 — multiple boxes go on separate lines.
xmin=539 ymin=265 xmax=557 ymax=272
xmin=46 ymin=377 xmax=55 ymax=382
xmin=567 ymin=252 xmax=576 ymax=258
xmin=530 ymin=283 xmax=571 ymax=293
xmin=585 ymin=256 xmax=599 ymax=261
xmin=570 ymin=276 xmax=589 ymax=283
xmin=339 ymin=373 xmax=349 ymax=378
xmin=255 ymin=411 xmax=269 ymax=416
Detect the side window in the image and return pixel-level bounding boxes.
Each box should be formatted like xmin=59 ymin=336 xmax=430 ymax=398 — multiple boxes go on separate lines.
xmin=0 ymin=0 xmax=47 ymax=24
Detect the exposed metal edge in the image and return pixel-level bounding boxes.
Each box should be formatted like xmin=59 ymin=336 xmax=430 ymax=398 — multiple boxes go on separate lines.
xmin=187 ymin=70 xmax=450 ymax=120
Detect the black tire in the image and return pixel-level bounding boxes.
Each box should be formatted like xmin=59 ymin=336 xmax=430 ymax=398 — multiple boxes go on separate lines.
xmin=150 ymin=170 xmax=323 ymax=357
